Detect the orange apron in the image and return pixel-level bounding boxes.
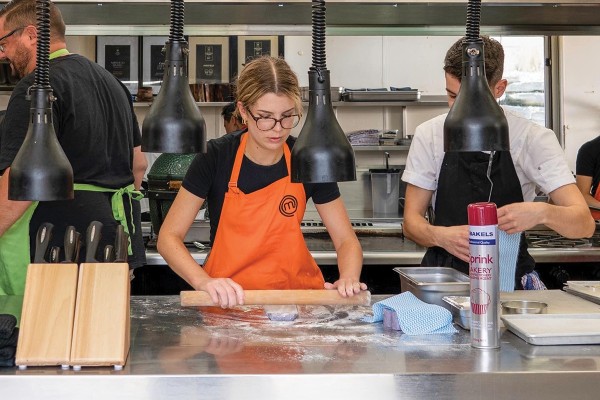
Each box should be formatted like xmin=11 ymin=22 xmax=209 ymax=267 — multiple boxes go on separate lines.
xmin=203 ymin=132 xmax=325 ymax=289
xmin=593 ymin=186 xmax=600 ymax=220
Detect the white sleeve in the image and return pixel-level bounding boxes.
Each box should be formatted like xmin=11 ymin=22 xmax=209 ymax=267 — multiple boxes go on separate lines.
xmin=519 ymin=124 xmax=575 ymax=195
xmin=401 ymin=119 xmax=439 ymax=191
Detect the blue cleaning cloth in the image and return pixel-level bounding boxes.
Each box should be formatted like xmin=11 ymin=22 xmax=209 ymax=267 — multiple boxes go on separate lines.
xmin=499 ymin=231 xmax=521 ymax=292
xmin=363 ymin=292 xmax=457 ymax=335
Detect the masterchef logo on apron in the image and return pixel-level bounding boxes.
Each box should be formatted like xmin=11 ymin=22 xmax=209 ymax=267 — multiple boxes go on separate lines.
xmin=279 ymin=195 xmax=298 ymax=217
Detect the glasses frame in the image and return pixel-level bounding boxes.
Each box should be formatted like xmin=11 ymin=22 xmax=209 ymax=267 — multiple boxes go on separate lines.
xmin=245 ymin=107 xmax=301 ymax=131
xmin=0 ymin=26 xmax=26 ymax=52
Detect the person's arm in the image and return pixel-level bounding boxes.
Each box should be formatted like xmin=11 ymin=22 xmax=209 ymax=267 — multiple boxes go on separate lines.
xmin=402 ymin=183 xmax=470 ymax=263
xmin=0 ymin=168 xmax=32 ymax=236
xmin=497 ymin=183 xmax=595 ymax=238
xmin=316 ymin=197 xmax=366 ymax=297
xmin=132 ymin=146 xmax=147 ymax=190
xmin=157 ymin=187 xmax=244 ymax=307
xmin=575 ymin=175 xmax=600 ymax=210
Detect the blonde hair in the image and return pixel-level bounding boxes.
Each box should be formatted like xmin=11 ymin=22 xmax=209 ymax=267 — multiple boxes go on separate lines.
xmin=0 ymin=0 xmax=66 ymax=41
xmin=234 ymin=56 xmax=302 ymax=118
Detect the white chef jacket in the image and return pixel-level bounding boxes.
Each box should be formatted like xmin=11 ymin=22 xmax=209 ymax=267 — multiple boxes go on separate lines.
xmin=402 ymin=106 xmax=575 ymax=208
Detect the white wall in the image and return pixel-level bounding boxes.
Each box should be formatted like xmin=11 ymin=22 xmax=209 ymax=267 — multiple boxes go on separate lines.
xmin=562 ymin=36 xmax=600 ymax=172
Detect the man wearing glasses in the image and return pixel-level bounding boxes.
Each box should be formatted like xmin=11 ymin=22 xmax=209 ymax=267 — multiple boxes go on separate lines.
xmin=0 ymin=0 xmax=148 ymax=295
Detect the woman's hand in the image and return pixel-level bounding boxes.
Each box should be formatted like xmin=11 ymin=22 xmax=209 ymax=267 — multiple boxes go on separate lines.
xmin=325 ymin=278 xmax=368 ymax=297
xmin=196 ymin=277 xmax=245 ymax=308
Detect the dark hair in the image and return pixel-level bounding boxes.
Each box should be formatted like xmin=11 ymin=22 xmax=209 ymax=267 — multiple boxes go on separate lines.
xmin=443 ymin=36 xmax=504 ymax=85
xmin=0 ymin=0 xmax=66 ymax=41
xmin=221 ymin=102 xmax=242 ymax=124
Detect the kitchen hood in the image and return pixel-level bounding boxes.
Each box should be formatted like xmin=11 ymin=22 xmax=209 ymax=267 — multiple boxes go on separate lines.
xmin=56 ymin=1 xmax=600 ymax=36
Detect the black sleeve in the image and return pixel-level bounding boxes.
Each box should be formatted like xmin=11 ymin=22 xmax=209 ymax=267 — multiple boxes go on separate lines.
xmin=576 ymin=139 xmax=597 ymax=177
xmin=304 ymin=181 xmax=341 ymax=204
xmin=182 ymin=139 xmax=220 ymax=198
xmin=0 ymin=79 xmax=33 ymax=172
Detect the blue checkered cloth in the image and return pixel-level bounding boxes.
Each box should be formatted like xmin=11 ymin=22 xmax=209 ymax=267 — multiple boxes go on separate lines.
xmin=363 ymin=292 xmax=457 ymax=335
xmin=499 ymin=231 xmax=521 ymax=292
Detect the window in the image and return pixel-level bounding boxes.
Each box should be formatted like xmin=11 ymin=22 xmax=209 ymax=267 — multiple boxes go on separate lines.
xmin=494 ymin=36 xmax=546 ymax=127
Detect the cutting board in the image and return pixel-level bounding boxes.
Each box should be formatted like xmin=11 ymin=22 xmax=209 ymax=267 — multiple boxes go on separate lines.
xmin=16 ymin=263 xmax=79 ymax=367
xmin=70 ymin=263 xmax=130 ymax=367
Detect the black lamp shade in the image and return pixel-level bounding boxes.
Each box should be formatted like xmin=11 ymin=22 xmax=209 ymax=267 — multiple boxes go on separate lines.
xmin=9 ymin=89 xmax=74 ymax=201
xmin=291 ymin=70 xmax=356 ymax=183
xmin=444 ymin=41 xmax=509 ymax=152
xmin=142 ymin=42 xmax=206 ymax=154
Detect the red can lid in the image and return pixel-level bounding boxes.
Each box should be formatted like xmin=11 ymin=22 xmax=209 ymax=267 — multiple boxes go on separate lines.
xmin=467 ymin=202 xmax=498 ymax=226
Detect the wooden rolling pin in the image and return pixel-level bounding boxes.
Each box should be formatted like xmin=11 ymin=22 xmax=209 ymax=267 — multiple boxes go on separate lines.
xmin=180 ymin=289 xmax=372 ymax=307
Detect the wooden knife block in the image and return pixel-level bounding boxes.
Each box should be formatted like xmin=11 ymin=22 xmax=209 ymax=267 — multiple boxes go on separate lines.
xmin=70 ymin=263 xmax=130 ymax=368
xmin=16 ymin=263 xmax=79 ymax=367
xmin=15 ymin=262 xmax=130 ymax=369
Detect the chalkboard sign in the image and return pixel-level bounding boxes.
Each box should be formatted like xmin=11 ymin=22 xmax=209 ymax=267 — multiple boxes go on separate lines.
xmin=105 ymin=45 xmax=131 ymax=80
xmin=96 ymin=36 xmax=139 ymax=94
xmin=188 ymin=37 xmax=230 ymax=85
xmin=142 ymin=36 xmax=168 ymax=94
xmin=196 ymin=44 xmax=222 ymax=83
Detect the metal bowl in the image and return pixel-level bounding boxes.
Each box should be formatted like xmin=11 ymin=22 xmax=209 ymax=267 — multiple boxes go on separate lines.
xmin=501 ymin=300 xmax=548 ymax=315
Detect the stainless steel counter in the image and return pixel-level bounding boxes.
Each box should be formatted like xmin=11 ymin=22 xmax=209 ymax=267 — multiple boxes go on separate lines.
xmin=3 ymin=291 xmax=600 ymax=399
xmin=145 ymin=235 xmax=600 ymax=266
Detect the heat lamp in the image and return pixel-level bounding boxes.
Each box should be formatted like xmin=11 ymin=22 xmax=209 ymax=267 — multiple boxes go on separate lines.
xmin=443 ymin=0 xmax=509 ymax=152
xmin=9 ymin=0 xmax=74 ymax=201
xmin=141 ymin=0 xmax=206 ymax=154
xmin=291 ymin=0 xmax=356 ymax=183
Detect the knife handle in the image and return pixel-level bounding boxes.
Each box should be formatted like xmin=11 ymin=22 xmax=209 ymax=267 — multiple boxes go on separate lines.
xmin=63 ymin=226 xmax=76 ymax=263
xmin=85 ymin=221 xmax=103 ymax=263
xmin=33 ymin=222 xmax=54 ymax=263
xmin=103 ymin=245 xmax=115 ymax=263
xmin=73 ymin=232 xmax=82 ymax=264
xmin=114 ymin=224 xmax=129 ymax=263
xmin=49 ymin=246 xmax=61 ymax=263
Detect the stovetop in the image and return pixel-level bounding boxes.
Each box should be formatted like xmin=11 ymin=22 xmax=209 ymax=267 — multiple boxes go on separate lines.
xmin=525 ymin=230 xmax=600 ymax=249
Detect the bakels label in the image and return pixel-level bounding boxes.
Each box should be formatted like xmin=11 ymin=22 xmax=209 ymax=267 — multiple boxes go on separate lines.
xmin=469 ymin=226 xmax=496 ymax=280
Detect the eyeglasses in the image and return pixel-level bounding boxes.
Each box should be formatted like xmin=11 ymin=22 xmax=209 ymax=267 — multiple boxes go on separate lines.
xmin=246 ymin=108 xmax=300 ymax=131
xmin=0 ymin=26 xmax=25 ymax=52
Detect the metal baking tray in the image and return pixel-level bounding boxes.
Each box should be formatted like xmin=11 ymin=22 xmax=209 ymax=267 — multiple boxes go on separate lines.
xmin=501 ymin=314 xmax=600 ymax=345
xmin=343 ymin=90 xmax=420 ymax=102
xmin=442 ymin=296 xmax=471 ymax=330
xmin=394 ymin=267 xmax=470 ymax=309
xmin=564 ymin=281 xmax=600 ymax=305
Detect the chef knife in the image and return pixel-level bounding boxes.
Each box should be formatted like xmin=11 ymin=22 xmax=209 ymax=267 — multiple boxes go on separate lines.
xmin=63 ymin=226 xmax=76 ymax=263
xmin=114 ymin=224 xmax=129 ymax=263
xmin=84 ymin=221 xmax=103 ymax=263
xmin=33 ymin=222 xmax=54 ymax=263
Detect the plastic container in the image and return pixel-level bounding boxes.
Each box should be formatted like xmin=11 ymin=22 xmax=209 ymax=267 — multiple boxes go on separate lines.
xmin=370 ymin=169 xmax=400 ymax=217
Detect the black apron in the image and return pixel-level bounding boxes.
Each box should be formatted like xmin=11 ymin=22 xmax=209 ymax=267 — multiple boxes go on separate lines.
xmin=421 ymin=151 xmax=535 ymax=290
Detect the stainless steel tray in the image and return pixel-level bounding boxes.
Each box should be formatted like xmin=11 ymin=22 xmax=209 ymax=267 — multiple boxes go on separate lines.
xmin=564 ymin=281 xmax=600 ymax=305
xmin=442 ymin=295 xmax=471 ymax=330
xmin=501 ymin=314 xmax=600 ymax=345
xmin=343 ymin=90 xmax=420 ymax=102
xmin=394 ymin=267 xmax=470 ymax=309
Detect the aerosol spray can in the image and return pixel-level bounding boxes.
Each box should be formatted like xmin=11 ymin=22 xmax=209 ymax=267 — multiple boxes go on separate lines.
xmin=467 ymin=202 xmax=500 ymax=349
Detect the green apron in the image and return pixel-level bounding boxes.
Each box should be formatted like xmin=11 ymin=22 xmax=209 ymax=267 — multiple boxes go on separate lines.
xmin=0 ymin=203 xmax=38 ymax=295
xmin=74 ymin=183 xmax=143 ymax=254
xmin=0 ymin=183 xmax=142 ymax=295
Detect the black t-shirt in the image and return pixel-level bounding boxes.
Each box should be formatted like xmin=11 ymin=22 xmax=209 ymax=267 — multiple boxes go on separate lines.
xmin=576 ymin=136 xmax=600 ymax=196
xmin=182 ymin=130 xmax=340 ymax=243
xmin=0 ymin=54 xmax=141 ymax=187
xmin=0 ymin=54 xmax=145 ymax=267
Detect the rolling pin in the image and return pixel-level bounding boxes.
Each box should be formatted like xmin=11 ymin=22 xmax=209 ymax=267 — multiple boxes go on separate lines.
xmin=181 ymin=289 xmax=372 ymax=307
